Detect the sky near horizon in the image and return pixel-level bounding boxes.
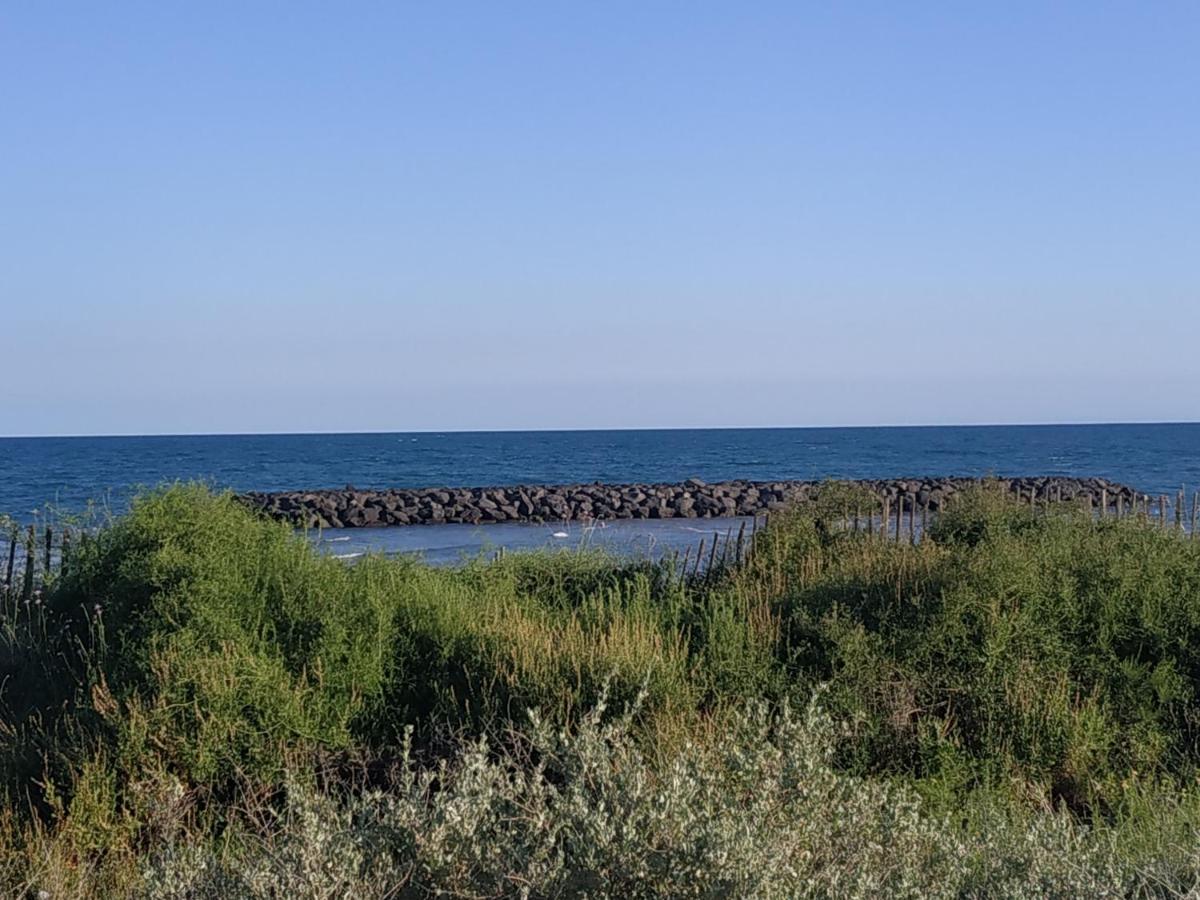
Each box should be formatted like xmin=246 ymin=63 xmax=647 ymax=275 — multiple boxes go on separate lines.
xmin=2 ymin=3 xmax=1198 ymax=436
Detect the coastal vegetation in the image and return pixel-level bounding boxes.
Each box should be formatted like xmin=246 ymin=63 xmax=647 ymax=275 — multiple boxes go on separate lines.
xmin=2 ymin=483 xmax=1200 ymax=897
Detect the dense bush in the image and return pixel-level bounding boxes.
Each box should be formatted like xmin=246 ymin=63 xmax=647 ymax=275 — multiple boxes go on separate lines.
xmin=754 ymin=492 xmax=1200 ymax=813
xmin=3 ymin=482 xmax=1200 ymax=896
xmin=138 ymin=691 xmax=1183 ymax=899
xmin=1 ymin=485 xmax=404 ymax=792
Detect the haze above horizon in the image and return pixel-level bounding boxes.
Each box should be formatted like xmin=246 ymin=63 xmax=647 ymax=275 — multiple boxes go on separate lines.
xmin=4 ymin=3 xmax=1198 ymax=437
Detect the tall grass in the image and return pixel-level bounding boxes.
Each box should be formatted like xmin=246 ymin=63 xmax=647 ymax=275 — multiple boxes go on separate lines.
xmin=2 ymin=482 xmax=1200 ymax=896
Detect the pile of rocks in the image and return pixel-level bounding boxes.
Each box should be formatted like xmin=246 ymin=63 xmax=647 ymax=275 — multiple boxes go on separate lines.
xmin=239 ymin=476 xmax=1140 ymax=529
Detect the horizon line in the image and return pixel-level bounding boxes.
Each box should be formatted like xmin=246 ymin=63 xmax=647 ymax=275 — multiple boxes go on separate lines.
xmin=3 ymin=419 xmax=1199 ymax=440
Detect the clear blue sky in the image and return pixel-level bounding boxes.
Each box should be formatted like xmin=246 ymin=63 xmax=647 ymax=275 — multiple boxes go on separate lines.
xmin=3 ymin=3 xmax=1197 ymax=435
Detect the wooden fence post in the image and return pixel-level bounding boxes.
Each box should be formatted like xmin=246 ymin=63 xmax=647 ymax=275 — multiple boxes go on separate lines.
xmin=4 ymin=528 xmax=16 ymax=600
xmin=1100 ymin=488 xmax=1108 ymax=519
xmin=1177 ymin=488 xmax=1185 ymax=530
xmin=1192 ymin=491 xmax=1199 ymax=539
xmin=881 ymin=497 xmax=890 ymax=542
xmin=735 ymin=520 xmax=746 ymax=564
xmin=907 ymin=498 xmax=916 ymax=545
xmin=1159 ymin=495 xmax=1168 ymax=530
xmin=921 ymin=500 xmax=929 ymax=542
xmin=22 ymin=525 xmax=36 ymax=602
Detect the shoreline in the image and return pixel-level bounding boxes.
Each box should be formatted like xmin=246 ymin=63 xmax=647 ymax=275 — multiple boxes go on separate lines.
xmin=240 ymin=475 xmax=1141 ymax=529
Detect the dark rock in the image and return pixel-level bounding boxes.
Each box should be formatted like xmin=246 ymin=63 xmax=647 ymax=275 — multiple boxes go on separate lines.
xmin=240 ymin=476 xmax=1142 ymax=530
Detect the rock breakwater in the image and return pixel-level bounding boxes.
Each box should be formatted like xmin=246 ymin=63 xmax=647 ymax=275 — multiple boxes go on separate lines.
xmin=240 ymin=476 xmax=1141 ymax=529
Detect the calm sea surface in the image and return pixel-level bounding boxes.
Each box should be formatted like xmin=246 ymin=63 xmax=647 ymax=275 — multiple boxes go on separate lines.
xmin=3 ymin=425 xmax=1198 ymax=562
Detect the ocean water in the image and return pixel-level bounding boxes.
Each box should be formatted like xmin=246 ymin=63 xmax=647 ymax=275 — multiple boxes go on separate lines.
xmin=2 ymin=424 xmax=1198 ymax=561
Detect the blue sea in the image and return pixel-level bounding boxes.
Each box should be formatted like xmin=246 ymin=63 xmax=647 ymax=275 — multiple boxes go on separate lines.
xmin=3 ymin=424 xmax=1198 ymax=563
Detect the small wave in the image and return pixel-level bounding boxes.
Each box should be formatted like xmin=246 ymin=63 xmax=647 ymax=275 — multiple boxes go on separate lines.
xmin=333 ymin=551 xmax=364 ymax=560
xmin=325 ymin=536 xmax=351 ymax=542
xmin=551 ymin=531 xmax=569 ymax=538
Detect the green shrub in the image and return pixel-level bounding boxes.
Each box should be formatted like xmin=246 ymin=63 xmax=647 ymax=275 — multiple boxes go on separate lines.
xmin=371 ymin=560 xmax=698 ymax=743
xmin=5 ymin=482 xmax=1200 ymax=896
xmin=136 ymin=691 xmax=1191 ymax=899
xmin=1 ymin=484 xmax=403 ymax=793
xmin=752 ymin=489 xmax=1200 ymax=813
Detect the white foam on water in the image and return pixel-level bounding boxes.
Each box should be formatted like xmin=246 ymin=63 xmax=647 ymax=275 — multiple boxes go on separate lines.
xmin=333 ymin=551 xmax=364 ymax=560
xmin=325 ymin=536 xmax=351 ymax=542
xmin=551 ymin=531 xmax=569 ymax=538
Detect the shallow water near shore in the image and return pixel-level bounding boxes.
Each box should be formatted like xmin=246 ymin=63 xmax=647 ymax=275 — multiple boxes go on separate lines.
xmin=310 ymin=516 xmax=753 ymax=565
